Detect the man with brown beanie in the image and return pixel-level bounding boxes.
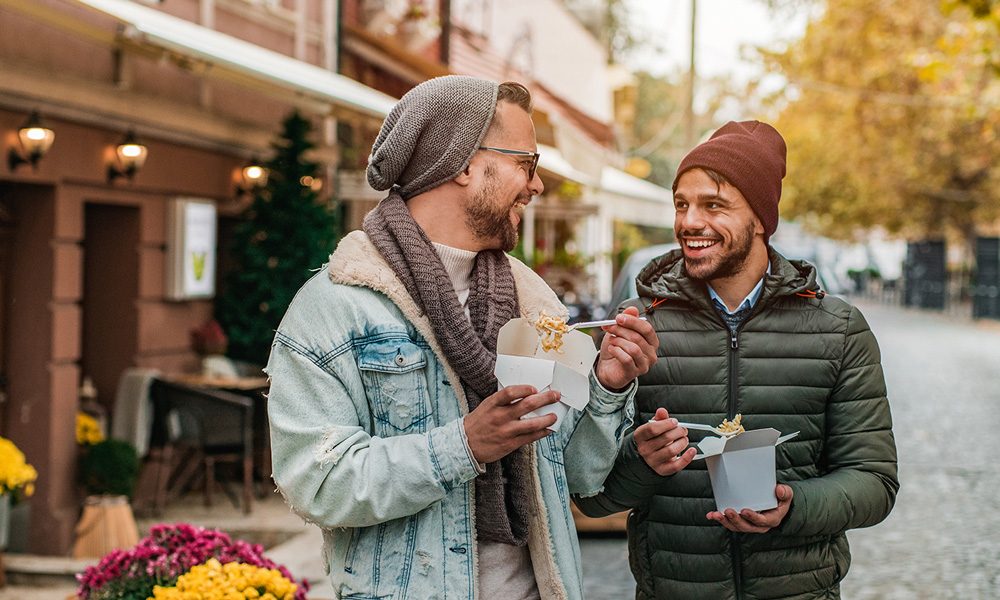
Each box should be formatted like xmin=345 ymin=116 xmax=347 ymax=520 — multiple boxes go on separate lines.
xmin=266 ymin=75 xmax=659 ymax=600
xmin=576 ymin=120 xmax=898 ymax=599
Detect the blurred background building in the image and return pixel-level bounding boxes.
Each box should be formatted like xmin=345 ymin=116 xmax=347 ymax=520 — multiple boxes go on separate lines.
xmin=0 ymin=0 xmax=673 ymax=555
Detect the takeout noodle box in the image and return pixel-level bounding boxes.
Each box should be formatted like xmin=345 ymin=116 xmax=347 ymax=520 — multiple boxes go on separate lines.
xmin=493 ymin=317 xmax=598 ymax=430
xmin=692 ymin=427 xmax=799 ymax=512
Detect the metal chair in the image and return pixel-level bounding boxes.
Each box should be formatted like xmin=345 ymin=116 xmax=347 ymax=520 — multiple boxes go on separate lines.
xmin=148 ymin=378 xmax=254 ymax=514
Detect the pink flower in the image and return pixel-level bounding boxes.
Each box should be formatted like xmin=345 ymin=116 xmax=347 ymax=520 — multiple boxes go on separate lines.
xmin=76 ymin=522 xmax=308 ymax=599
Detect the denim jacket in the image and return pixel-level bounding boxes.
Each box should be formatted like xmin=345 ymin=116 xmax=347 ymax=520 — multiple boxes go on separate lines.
xmin=267 ymin=231 xmax=635 ymax=600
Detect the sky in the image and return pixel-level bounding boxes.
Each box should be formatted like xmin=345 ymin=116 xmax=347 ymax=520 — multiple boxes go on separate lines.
xmin=625 ymin=0 xmax=815 ymax=114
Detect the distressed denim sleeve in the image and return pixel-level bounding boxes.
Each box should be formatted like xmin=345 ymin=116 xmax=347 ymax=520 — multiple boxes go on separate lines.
xmin=561 ymin=370 xmax=636 ymax=498
xmin=266 ymin=337 xmax=480 ymax=528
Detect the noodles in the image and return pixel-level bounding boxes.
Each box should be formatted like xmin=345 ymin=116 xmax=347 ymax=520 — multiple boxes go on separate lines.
xmin=534 ymin=311 xmax=569 ymax=353
xmin=718 ymin=414 xmax=745 ymax=435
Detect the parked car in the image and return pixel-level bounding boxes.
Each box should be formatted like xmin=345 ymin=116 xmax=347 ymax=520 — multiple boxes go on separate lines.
xmin=604 ymin=243 xmax=679 ymax=318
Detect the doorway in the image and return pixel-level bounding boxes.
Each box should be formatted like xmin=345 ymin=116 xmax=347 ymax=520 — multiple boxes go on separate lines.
xmin=81 ymin=203 xmax=140 ymax=419
xmin=0 ymin=197 xmax=14 ymax=432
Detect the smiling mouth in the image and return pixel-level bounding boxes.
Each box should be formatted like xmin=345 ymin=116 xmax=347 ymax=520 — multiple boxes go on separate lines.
xmin=684 ymin=239 xmax=719 ymax=249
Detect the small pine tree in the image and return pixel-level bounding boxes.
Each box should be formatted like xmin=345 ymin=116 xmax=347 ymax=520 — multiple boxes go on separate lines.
xmin=217 ymin=111 xmax=340 ymax=364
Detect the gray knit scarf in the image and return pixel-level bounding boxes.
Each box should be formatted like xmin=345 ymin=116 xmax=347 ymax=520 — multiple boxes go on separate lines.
xmin=363 ymin=192 xmax=535 ymax=546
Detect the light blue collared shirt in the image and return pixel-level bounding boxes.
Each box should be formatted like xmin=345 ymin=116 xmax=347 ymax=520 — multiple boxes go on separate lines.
xmin=707 ymin=262 xmax=771 ymax=315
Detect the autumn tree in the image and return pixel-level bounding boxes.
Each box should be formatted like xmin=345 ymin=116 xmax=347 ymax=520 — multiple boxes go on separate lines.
xmin=764 ymin=0 xmax=1000 ymax=253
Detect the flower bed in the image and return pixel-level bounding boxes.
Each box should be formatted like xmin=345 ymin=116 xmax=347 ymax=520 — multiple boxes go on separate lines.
xmin=76 ymin=522 xmax=308 ymax=600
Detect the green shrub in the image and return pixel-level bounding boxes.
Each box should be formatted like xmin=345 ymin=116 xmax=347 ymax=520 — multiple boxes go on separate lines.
xmin=79 ymin=439 xmax=140 ymax=498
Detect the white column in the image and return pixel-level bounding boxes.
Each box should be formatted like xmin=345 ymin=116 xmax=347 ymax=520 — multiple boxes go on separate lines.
xmin=523 ymin=202 xmax=536 ymax=266
xmin=323 ymin=0 xmax=338 ymax=71
xmin=593 ymin=197 xmax=614 ymax=305
xmin=295 ymin=0 xmax=308 ymax=60
xmin=199 ymin=0 xmax=215 ymax=108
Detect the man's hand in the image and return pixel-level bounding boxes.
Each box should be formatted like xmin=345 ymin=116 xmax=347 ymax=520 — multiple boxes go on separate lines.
xmin=464 ymin=385 xmax=561 ymax=464
xmin=707 ymin=484 xmax=794 ymax=533
xmin=595 ymin=306 xmax=659 ymax=391
xmin=634 ymin=407 xmax=696 ymax=476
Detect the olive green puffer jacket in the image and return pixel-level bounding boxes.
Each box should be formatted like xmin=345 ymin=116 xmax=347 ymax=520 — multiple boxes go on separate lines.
xmin=576 ymin=248 xmax=898 ymax=600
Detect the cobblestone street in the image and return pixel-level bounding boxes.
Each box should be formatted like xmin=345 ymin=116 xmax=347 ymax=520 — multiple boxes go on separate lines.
xmin=579 ymin=300 xmax=1000 ymax=598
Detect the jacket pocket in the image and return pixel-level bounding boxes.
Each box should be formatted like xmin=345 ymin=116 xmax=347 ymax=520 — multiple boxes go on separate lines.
xmin=358 ymin=339 xmax=432 ymax=435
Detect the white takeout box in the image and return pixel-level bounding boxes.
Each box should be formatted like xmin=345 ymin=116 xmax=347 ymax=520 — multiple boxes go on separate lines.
xmin=493 ymin=317 xmax=598 ymax=430
xmin=692 ymin=428 xmax=799 ymax=512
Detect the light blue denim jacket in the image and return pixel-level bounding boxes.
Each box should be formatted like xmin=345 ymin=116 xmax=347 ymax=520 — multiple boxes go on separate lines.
xmin=267 ymin=232 xmax=635 ymax=600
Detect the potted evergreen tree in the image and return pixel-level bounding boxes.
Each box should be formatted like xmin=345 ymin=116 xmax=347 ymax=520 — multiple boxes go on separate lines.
xmin=73 ymin=438 xmax=141 ymax=558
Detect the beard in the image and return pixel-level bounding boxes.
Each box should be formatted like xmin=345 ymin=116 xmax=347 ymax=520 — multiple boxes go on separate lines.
xmin=682 ymin=218 xmax=757 ymax=281
xmin=464 ymin=163 xmax=520 ymax=252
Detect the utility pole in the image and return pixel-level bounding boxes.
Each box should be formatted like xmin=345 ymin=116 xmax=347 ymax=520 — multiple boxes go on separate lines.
xmin=685 ymin=0 xmax=697 ymax=149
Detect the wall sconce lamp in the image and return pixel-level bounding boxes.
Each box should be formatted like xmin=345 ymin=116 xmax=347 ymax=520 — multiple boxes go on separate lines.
xmin=8 ymin=111 xmax=56 ymax=171
xmin=107 ymin=130 xmax=148 ymax=183
xmin=236 ymin=158 xmax=268 ymax=196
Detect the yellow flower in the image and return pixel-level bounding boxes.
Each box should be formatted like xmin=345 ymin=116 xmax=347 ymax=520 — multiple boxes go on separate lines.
xmin=76 ymin=412 xmax=105 ymax=445
xmin=0 ymin=436 xmax=37 ymax=497
xmin=149 ymin=559 xmax=297 ymax=600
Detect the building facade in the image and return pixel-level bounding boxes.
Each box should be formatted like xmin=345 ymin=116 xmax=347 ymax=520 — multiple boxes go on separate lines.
xmin=0 ymin=0 xmax=391 ymax=554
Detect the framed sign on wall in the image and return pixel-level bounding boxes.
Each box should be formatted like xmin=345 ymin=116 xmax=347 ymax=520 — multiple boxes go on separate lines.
xmin=165 ymin=198 xmax=217 ymax=300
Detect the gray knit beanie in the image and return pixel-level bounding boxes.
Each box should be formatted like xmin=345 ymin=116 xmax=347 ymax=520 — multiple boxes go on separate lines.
xmin=367 ymin=75 xmax=500 ymax=198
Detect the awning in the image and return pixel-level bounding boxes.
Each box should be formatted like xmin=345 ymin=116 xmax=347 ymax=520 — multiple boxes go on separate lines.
xmin=600 ymin=166 xmax=672 ymax=204
xmin=537 ymin=144 xmax=595 ymax=186
xmin=66 ymin=0 xmax=396 ymax=118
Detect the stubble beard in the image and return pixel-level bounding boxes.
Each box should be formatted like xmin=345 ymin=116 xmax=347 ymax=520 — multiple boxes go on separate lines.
xmin=683 ymin=219 xmax=757 ymax=282
xmin=464 ymin=163 xmax=520 ymax=252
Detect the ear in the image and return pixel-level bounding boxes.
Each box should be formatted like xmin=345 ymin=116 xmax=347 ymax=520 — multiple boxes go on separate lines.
xmin=753 ymin=214 xmax=765 ymax=236
xmin=453 ymin=163 xmax=474 ymax=188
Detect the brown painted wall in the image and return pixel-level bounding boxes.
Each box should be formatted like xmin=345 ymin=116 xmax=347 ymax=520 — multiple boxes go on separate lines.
xmin=1 ymin=105 xmax=246 ymax=553
xmin=0 ymin=0 xmax=351 ymax=556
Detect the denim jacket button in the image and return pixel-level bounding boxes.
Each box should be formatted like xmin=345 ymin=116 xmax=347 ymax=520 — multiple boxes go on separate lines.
xmin=449 ymin=545 xmax=467 ymax=554
xmin=395 ymin=354 xmax=407 ymax=366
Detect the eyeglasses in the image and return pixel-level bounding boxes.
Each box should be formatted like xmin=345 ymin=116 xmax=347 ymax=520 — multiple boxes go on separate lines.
xmin=478 ymin=146 xmax=540 ymax=181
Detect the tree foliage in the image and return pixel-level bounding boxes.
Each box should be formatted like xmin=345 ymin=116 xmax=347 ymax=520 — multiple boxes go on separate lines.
xmin=765 ymin=0 xmax=1000 ymax=245
xmin=216 ymin=111 xmax=340 ymax=364
xmin=629 ymin=71 xmax=740 ymax=189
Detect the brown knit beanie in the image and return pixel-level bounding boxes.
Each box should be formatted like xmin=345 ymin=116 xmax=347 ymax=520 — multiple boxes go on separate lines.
xmin=672 ymin=120 xmax=787 ymax=239
xmin=367 ymin=75 xmax=499 ymax=198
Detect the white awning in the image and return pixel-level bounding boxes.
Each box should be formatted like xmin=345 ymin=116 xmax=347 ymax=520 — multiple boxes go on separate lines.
xmin=70 ymin=0 xmax=396 ymax=118
xmin=537 ymin=144 xmax=596 ymax=186
xmin=600 ymin=166 xmax=672 ymax=203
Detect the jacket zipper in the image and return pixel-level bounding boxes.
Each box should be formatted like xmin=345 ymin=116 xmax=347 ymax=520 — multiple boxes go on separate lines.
xmin=728 ymin=327 xmax=739 ymax=420
xmin=731 ymin=539 xmax=743 ymax=600
xmin=728 ymin=325 xmax=743 ymax=599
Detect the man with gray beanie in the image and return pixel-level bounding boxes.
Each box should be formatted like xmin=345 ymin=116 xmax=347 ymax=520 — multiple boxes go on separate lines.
xmin=576 ymin=120 xmax=898 ymax=599
xmin=266 ymin=75 xmax=659 ymax=599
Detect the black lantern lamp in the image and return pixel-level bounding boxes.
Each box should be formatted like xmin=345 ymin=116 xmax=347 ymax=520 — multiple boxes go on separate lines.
xmin=8 ymin=111 xmax=56 ymax=171
xmin=107 ymin=130 xmax=148 ymax=183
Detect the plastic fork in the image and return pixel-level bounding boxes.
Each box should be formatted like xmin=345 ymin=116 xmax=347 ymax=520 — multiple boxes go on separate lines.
xmin=676 ymin=421 xmax=743 ymax=437
xmin=557 ymin=316 xmax=648 ymax=332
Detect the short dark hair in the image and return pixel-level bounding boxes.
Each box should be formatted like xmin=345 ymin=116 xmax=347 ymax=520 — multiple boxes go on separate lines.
xmin=497 ymin=81 xmax=532 ymax=113
xmin=487 ymin=82 xmax=533 ymax=136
